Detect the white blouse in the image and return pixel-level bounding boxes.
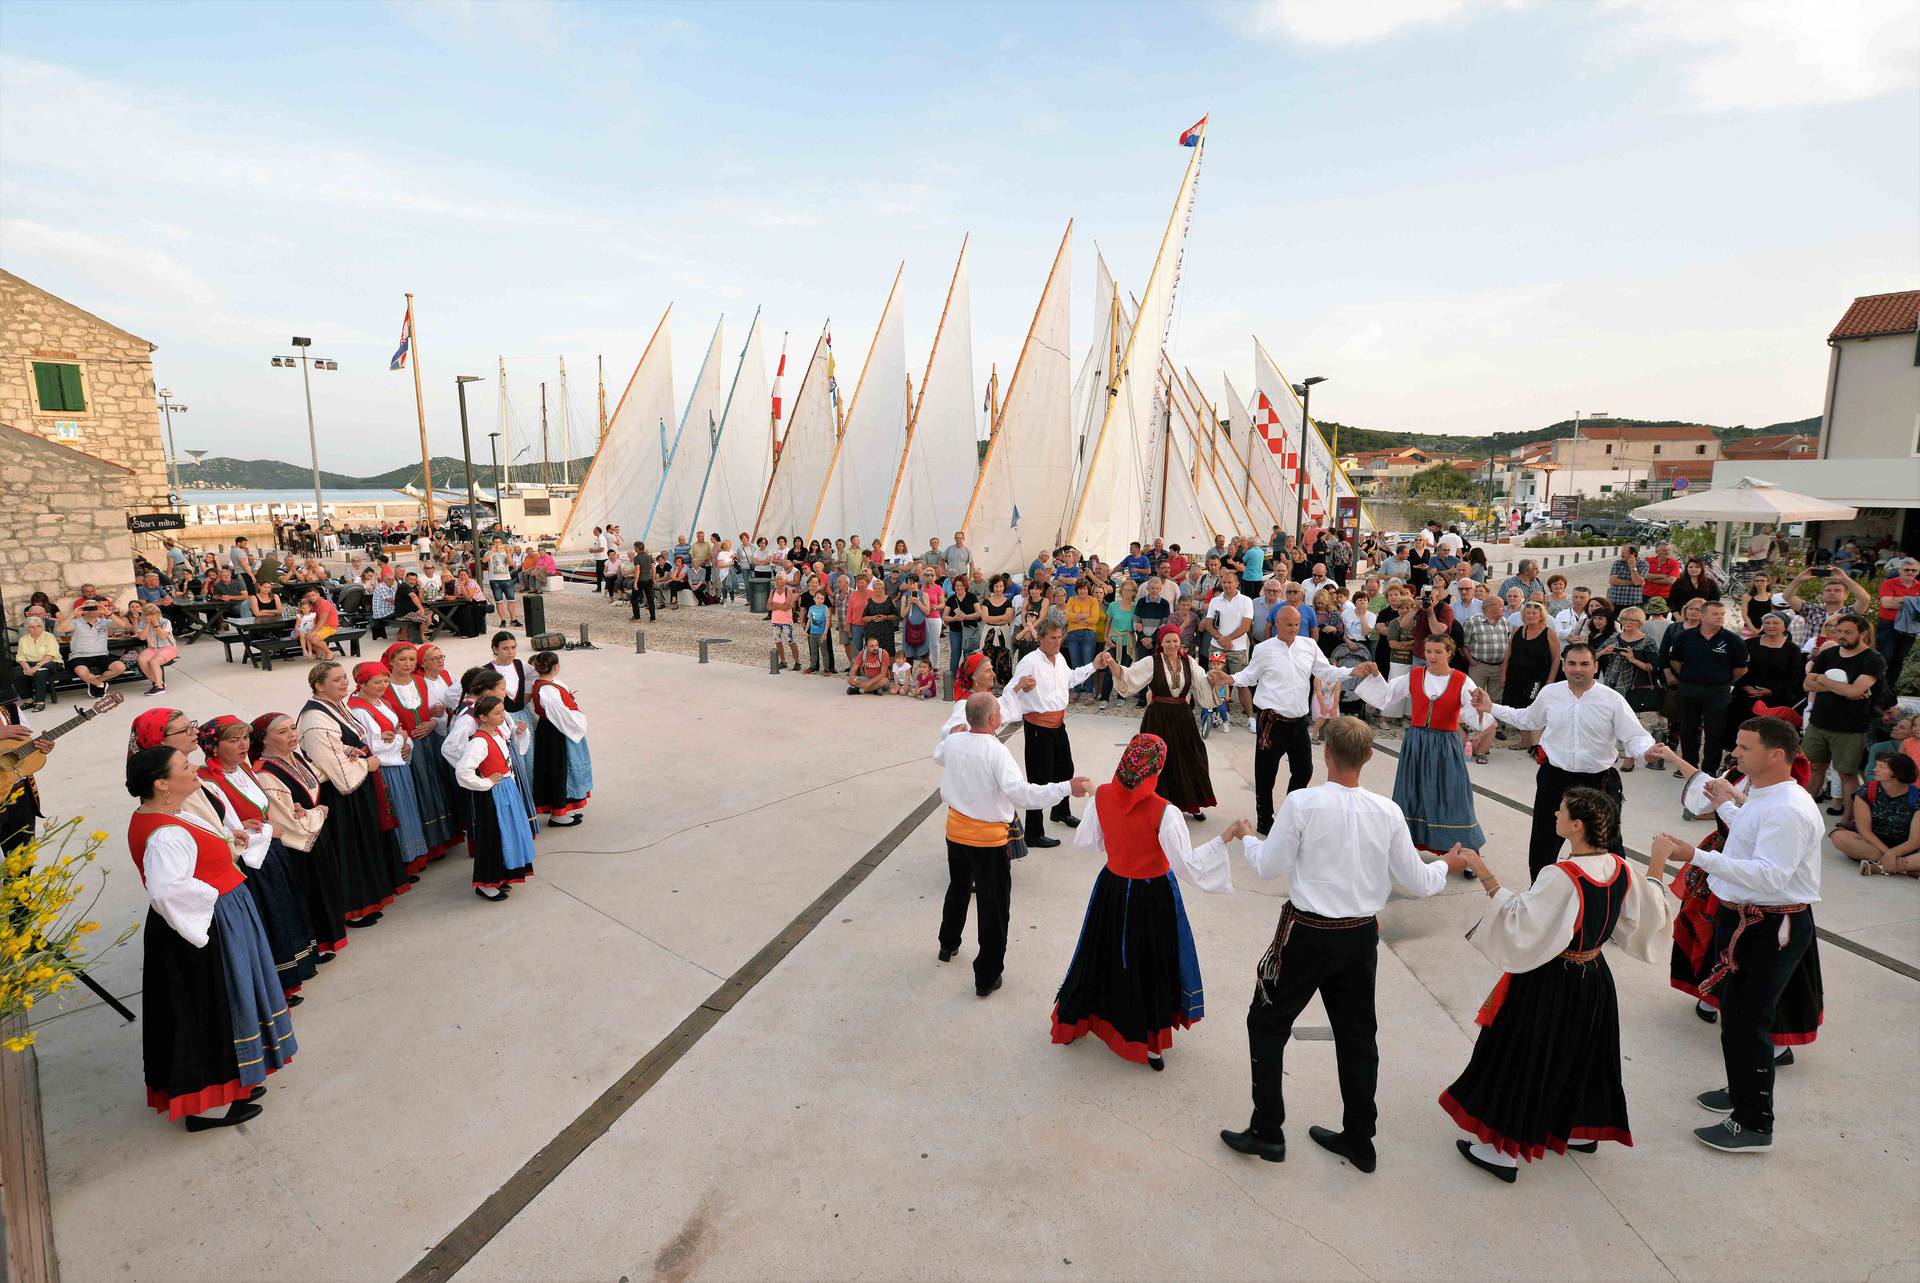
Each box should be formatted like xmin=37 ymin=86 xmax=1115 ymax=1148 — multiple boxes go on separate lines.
xmin=1354 ymin=667 xmax=1486 ymax=732
xmin=1467 ymin=854 xmax=1672 ymax=973
xmin=140 ymin=813 xmax=229 ymax=948
xmin=491 ymin=661 xmax=524 ymax=702
xmin=455 ymin=731 xmax=512 ymax=792
xmin=1108 ymin=654 xmax=1219 ymax=709
xmin=1072 ymin=797 xmax=1235 ymax=896
xmin=198 ymin=780 xmax=274 ymax=870
xmin=535 ymin=681 xmax=588 ymax=742
xmin=350 ymin=705 xmax=408 ymax=768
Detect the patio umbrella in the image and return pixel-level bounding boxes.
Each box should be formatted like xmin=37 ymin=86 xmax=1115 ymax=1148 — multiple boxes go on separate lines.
xmin=1632 ymin=476 xmax=1857 ymax=523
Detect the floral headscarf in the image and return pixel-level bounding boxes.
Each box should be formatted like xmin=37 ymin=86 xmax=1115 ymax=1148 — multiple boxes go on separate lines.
xmin=1114 ymin=733 xmax=1167 ymax=792
xmin=127 ymin=708 xmax=182 ymax=757
xmin=196 ymin=714 xmax=245 ymax=759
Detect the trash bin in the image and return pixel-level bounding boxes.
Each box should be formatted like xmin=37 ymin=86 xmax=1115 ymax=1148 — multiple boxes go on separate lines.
xmin=745 ymin=574 xmax=771 ymax=614
xmin=523 ymin=592 xmax=546 ymax=637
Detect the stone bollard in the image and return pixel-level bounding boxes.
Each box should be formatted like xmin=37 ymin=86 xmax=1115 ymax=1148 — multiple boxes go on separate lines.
xmin=769 ymin=646 xmax=781 ymax=673
xmin=697 ymin=638 xmax=732 ymax=664
xmin=577 ymin=623 xmax=595 ymax=650
xmin=942 ymin=669 xmax=955 ymax=700
xmin=634 ymin=630 xmax=646 ymax=654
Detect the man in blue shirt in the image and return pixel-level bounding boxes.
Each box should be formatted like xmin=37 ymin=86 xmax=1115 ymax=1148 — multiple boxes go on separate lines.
xmin=1118 ymin=541 xmax=1153 ymax=582
xmin=1283 ymin=581 xmax=1317 ymax=634
xmin=1240 ymin=541 xmax=1266 ymax=586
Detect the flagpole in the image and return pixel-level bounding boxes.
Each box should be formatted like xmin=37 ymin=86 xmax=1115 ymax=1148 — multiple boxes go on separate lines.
xmin=405 ymin=293 xmax=433 ymax=525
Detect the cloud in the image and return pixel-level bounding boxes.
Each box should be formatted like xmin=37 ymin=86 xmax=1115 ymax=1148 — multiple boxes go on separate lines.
xmin=0 ymin=218 xmax=221 ymax=306
xmin=1602 ymin=0 xmax=1920 ymax=111
xmin=1226 ymin=0 xmax=1496 ymax=46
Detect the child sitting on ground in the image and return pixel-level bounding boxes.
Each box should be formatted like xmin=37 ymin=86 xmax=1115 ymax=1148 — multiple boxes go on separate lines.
xmin=913 ymin=658 xmax=938 ymax=700
xmin=890 ymin=655 xmax=913 ymax=695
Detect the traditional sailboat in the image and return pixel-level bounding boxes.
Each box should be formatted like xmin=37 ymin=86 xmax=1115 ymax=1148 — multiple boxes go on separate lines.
xmin=808 ymin=266 xmax=908 ymax=542
xmin=558 ymin=305 xmax=674 ymax=553
xmin=689 ymin=308 xmax=771 ymax=540
xmin=754 ymin=324 xmax=836 ymax=538
xmin=878 ymin=237 xmax=977 ymax=552
xmin=1224 ymin=372 xmax=1289 ymax=535
xmin=644 ymin=318 xmax=725 ymax=544
xmin=1253 ymin=336 xmax=1372 ymax=536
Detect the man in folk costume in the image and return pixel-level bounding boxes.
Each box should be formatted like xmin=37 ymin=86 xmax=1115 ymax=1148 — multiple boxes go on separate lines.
xmin=1051 ymin=733 xmax=1240 ymax=1070
xmin=1220 ymin=717 xmax=1468 ymax=1170
xmin=933 ymin=692 xmax=1090 ymax=997
xmin=1217 ymin=605 xmax=1355 ymax=836
xmin=1109 ymin=626 xmax=1223 ymax=821
xmin=1003 ymin=620 xmax=1108 ymax=848
xmin=1649 ymin=715 xmax=1823 ymax=1154
xmin=1471 ymin=642 xmax=1658 ymax=877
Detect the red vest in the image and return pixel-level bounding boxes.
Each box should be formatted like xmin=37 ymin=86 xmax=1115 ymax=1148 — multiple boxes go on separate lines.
xmin=348 ymin=694 xmax=398 ymax=736
xmin=196 ymin=764 xmax=267 ymax=826
xmin=1409 ymin=667 xmax=1467 ymax=732
xmin=381 ymin=677 xmax=429 ymax=733
xmin=532 ymin=679 xmax=579 ymax=716
xmin=128 ymin=812 xmax=243 ymax=896
xmin=1092 ymin=784 xmax=1171 ymax=879
xmin=473 ymin=731 xmax=512 ymax=781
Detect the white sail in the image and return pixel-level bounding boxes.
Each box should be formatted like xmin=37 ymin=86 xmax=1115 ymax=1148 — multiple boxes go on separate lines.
xmin=645 ymin=317 xmax=725 ymax=545
xmin=810 ymin=266 xmax=908 ymax=542
xmin=1252 ymin=337 xmax=1365 ymax=535
xmin=1225 ymin=373 xmax=1285 ymax=537
xmin=1201 ymin=367 xmax=1270 ymax=532
xmin=1252 ymin=338 xmax=1308 ymax=535
xmin=961 ymin=222 xmax=1073 ymax=578
xmin=558 ymin=305 xmax=673 ymax=553
xmin=883 ymin=238 xmax=977 ymax=551
xmin=1157 ymin=393 xmax=1213 ymax=548
xmin=1062 ymin=251 xmax=1118 ymax=539
xmin=1163 ymin=366 xmax=1238 ymax=539
xmin=691 ymin=309 xmax=771 ymax=542
xmin=1065 ymin=124 xmax=1205 ymax=556
xmin=1173 ymin=363 xmax=1255 ymax=536
xmin=755 ymin=326 xmax=835 ymax=538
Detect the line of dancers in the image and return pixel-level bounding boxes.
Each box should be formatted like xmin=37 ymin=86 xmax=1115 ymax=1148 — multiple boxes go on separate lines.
xmin=123 ymin=632 xmax=595 ymax=1131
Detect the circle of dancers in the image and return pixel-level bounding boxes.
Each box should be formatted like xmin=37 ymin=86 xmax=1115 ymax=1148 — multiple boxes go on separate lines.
xmin=935 ymin=616 xmax=1826 ymax=1176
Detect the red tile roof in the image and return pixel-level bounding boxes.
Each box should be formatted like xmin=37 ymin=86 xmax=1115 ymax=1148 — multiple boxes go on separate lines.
xmin=1722 ymin=433 xmax=1816 ymax=458
xmin=1582 ymin=425 xmax=1718 ymax=442
xmin=1652 ymin=460 xmax=1716 ymax=482
xmin=1830 ymin=290 xmax=1920 ymax=341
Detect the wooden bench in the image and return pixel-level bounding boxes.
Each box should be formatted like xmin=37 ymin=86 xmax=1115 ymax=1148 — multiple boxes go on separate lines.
xmin=250 ymin=625 xmax=369 ymax=671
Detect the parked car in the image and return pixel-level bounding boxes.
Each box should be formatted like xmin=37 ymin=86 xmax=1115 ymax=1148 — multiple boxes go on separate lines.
xmin=1565 ymin=513 xmax=1668 ymax=540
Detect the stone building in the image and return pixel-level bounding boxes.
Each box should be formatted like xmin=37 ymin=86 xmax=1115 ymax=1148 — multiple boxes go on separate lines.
xmin=0 ymin=268 xmax=167 ymax=513
xmin=0 ymin=423 xmax=137 ymax=620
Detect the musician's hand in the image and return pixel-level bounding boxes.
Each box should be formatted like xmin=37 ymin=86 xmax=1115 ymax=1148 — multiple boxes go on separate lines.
xmin=0 ymin=725 xmax=32 ymax=746
xmin=31 ymin=738 xmax=53 ymax=756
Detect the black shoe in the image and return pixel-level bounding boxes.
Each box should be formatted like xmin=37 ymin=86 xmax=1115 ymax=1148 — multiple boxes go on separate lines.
xmin=1308 ymin=1125 xmax=1377 ymax=1174
xmin=286 ymin=994 xmax=304 ymax=1008
xmin=314 ymin=951 xmax=335 ymax=965
xmin=1147 ymin=1054 xmax=1164 ymax=1072
xmin=1695 ymin=1000 xmax=1718 ymax=1024
xmin=1694 ymin=1119 xmax=1771 ymax=1153
xmin=1774 ymin=1047 xmax=1795 ymax=1067
xmin=975 ymin=975 xmax=1003 ymax=998
xmin=938 ymin=948 xmax=956 ymax=962
xmin=346 ymin=913 xmax=382 ymax=928
xmin=1219 ymin=1128 xmax=1285 ymax=1163
xmin=1566 ymin=1139 xmax=1598 ymax=1154
xmin=1056 ymin=814 xmax=1081 ymax=828
xmin=1456 ymin=1138 xmax=1516 ymax=1183
xmin=474 ymin=886 xmax=506 ymax=902
xmin=406 ymin=875 xmax=420 ymax=884
xmin=1190 ymin=811 xmax=1206 ymax=823
xmin=1695 ymin=1088 xmax=1734 ymax=1115
xmin=248 ymin=1086 xmax=267 ymax=1102
xmin=1026 ymin=834 xmax=1061 ymax=848
xmin=186 ymin=1101 xmax=262 ymax=1132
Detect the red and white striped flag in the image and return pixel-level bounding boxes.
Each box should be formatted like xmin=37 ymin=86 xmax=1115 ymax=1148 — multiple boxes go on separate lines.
xmin=770 ymin=330 xmax=789 ymax=426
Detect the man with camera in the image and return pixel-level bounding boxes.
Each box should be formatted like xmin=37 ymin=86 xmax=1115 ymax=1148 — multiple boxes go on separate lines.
xmin=1782 ymin=563 xmax=1871 ymax=647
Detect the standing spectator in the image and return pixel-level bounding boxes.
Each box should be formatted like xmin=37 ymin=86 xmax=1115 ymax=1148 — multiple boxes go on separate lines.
xmin=1596 ymin=607 xmax=1661 ymax=767
xmin=12 ymin=615 xmax=62 ymax=710
xmin=1875 ymin=557 xmax=1920 ymax=675
xmin=943 ymin=530 xmax=971 ymax=581
xmin=1783 ymin=564 xmax=1870 ymax=646
xmin=57 ymin=599 xmax=129 ymax=695
xmin=1666 ymin=557 xmax=1718 ymax=618
xmin=864 ymin=575 xmax=902 ymax=657
xmin=1204 ymin=571 xmax=1256 ymax=725
xmin=1641 ymin=540 xmax=1681 ymax=603
xmin=1738 ymin=611 xmax=1806 ymax=717
xmin=630 ymin=543 xmax=656 ymax=621
xmin=1802 ymin=613 xmax=1886 ymax=820
xmin=1501 ymin=601 xmax=1560 ymax=752
xmin=1462 ymin=595 xmax=1512 ymax=707
xmin=1608 ymin=543 xmax=1646 ymax=609
xmin=1063 ymin=579 xmax=1103 ymax=703
xmin=1496 ymin=558 xmax=1542 ymax=603
xmin=802 ymin=578 xmax=836 ymax=675
xmin=485 ymin=539 xmax=521 ymax=626
xmin=768 ymin=574 xmax=800 ymax=672
xmin=1542 ymin=573 xmax=1572 ymax=620
xmin=942 ymin=576 xmax=982 ymax=681
xmin=1666 ymin=601 xmax=1749 ymax=778
xmin=589 ymin=526 xmax=608 ymax=591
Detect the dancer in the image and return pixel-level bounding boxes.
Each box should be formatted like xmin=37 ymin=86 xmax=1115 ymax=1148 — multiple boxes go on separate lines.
xmin=1443 ymin=789 xmax=1674 ymax=1181
xmin=1221 ymin=717 xmax=1466 ymax=1169
xmin=415 ymin=643 xmax=465 ymax=843
xmin=454 ymin=694 xmax=539 ymax=902
xmin=1471 ymin=642 xmax=1656 ymax=877
xmin=1109 ymin=625 xmax=1222 ymax=820
xmin=250 ymin=713 xmax=345 ymax=965
xmin=380 ymin=642 xmax=458 ymax=859
xmin=1218 ymin=605 xmax=1354 ymax=835
xmin=486 ymin=634 xmax=541 ymax=821
xmin=298 ymin=660 xmax=403 ymax=927
xmin=1656 ymin=708 xmax=1823 ymax=1060
xmin=349 ymin=662 xmax=430 ymax=880
xmin=127 ymin=744 xmax=296 ymax=1130
xmin=1350 ymin=635 xmax=1488 ymax=855
xmin=939 ymin=651 xmax=1016 ymax=735
xmin=1051 ymin=733 xmax=1238 ymax=1070
xmin=529 ymin=649 xmax=593 ymax=825
xmin=1649 ymin=715 xmax=1822 ymax=1153
xmin=195 ymin=716 xmax=318 ymax=1002
xmin=1003 ymin=621 xmax=1107 ymax=848
xmin=933 ymin=692 xmax=1090 ymax=996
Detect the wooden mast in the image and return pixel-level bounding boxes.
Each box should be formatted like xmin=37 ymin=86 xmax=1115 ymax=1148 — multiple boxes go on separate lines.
xmin=879 ymin=234 xmax=967 ymax=550
xmin=597 ymin=355 xmax=608 ymax=445
xmin=404 ymin=294 xmax=432 ymax=522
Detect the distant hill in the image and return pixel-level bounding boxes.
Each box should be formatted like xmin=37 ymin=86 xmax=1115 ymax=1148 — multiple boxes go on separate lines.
xmin=1312 ymin=415 xmax=1819 ymax=460
xmin=181 ymin=453 xmax=598 ymax=491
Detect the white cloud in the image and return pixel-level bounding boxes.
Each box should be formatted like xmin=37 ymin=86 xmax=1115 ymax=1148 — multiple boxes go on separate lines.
xmin=1227 ymin=0 xmax=1492 ymax=47
xmin=0 ymin=219 xmax=221 ymax=307
xmin=1602 ymin=0 xmax=1920 ymax=111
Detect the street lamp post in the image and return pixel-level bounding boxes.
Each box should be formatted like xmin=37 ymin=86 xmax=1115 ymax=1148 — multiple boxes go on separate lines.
xmin=456 ymin=375 xmax=484 ymax=570
xmin=487 ymin=431 xmax=503 ymax=504
xmin=273 ymin=339 xmax=337 ymax=520
xmin=1291 ymin=376 xmax=1327 ymax=541
xmin=157 ymin=389 xmax=189 ymax=506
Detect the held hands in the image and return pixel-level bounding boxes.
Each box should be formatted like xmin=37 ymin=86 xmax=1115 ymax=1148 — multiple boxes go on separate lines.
xmin=1347 ymin=662 xmax=1380 ymax=681
xmin=1221 ymin=818 xmax=1255 ymax=842
xmin=1649 ymin=833 xmax=1691 ymax=874
xmin=1703 ymin=777 xmax=1738 ymax=807
xmin=1016 ymin=675 xmax=1039 ymax=693
xmin=1068 ymin=776 xmax=1094 ymax=798
xmin=1470 ymin=688 xmax=1494 ymax=715
xmin=1440 ymin=843 xmax=1474 ymax=875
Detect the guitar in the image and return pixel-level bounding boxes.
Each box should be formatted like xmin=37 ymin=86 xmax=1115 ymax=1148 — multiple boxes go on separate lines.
xmin=0 ymin=693 xmax=124 ymax=798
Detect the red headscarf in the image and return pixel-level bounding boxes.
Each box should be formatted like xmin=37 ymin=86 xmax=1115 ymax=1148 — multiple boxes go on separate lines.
xmin=353 ymin=660 xmax=391 ymax=686
xmin=249 ymin=712 xmax=290 ymax=762
xmin=1750 ymin=699 xmax=1802 ymax=730
xmin=1153 ymin=624 xmax=1182 ymax=654
xmin=127 ymin=708 xmax=181 ymax=757
xmin=954 ymin=652 xmax=991 ymax=699
xmin=380 ymin=641 xmax=417 ymax=668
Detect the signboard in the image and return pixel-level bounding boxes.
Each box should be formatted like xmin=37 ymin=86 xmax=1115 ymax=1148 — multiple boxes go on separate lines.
xmin=128 ymin=513 xmax=187 ymax=532
xmin=1671 ymin=477 xmax=1690 ymax=492
xmin=1335 ymin=496 xmax=1361 ymax=540
xmin=54 ymin=422 xmax=80 ymax=442
xmin=1550 ymin=495 xmax=1580 ymax=520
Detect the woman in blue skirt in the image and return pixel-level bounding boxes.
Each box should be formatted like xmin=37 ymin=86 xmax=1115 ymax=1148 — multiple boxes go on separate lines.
xmin=380 ymin=642 xmax=458 ymax=860
xmin=1352 ymin=634 xmax=1487 ymax=854
xmin=348 ymin=661 xmax=430 ymax=880
xmin=528 ymin=649 xmax=594 ymax=826
xmin=454 ymin=696 xmax=538 ymax=902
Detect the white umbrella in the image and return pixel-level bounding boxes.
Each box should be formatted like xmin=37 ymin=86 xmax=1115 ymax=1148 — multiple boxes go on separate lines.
xmin=1632 ymin=476 xmax=1856 ymax=523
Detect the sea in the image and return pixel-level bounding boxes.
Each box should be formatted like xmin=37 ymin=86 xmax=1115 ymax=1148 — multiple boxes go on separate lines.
xmin=185 ymin=488 xmax=493 ymax=505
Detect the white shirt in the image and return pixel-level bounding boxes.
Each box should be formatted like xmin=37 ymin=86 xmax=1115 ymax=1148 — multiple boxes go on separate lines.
xmin=1340 ymin=602 xmax=1374 ymax=642
xmin=351 ymin=704 xmax=408 ymax=767
xmin=1242 ymin=781 xmax=1449 ymax=916
xmin=1438 ymin=531 xmax=1464 ymax=556
xmin=139 ymin=813 xmax=229 ymax=947
xmin=591 ymin=533 xmax=608 ymax=556
xmin=491 ymin=660 xmax=525 ymax=702
xmin=1552 ymin=606 xmax=1589 ymax=640
xmin=1204 ymin=592 xmax=1255 ymax=651
xmin=1468 ymin=854 xmax=1672 ymax=972
xmin=535 ymin=680 xmax=588 ymax=742
xmin=1691 ymin=778 xmax=1823 ymax=906
xmin=1302 ymin=576 xmax=1337 ymax=602
xmin=932 ymin=730 xmax=1071 ymax=821
xmin=1005 ymin=650 xmax=1098 ymax=718
xmin=1074 ymin=796 xmax=1234 ymax=894
xmin=938 ymin=690 xmax=1022 ymax=736
xmin=1488 ymin=681 xmax=1653 ymax=772
xmin=1354 ymin=667 xmax=1487 ymax=732
xmin=1230 ymin=635 xmax=1352 ymax=717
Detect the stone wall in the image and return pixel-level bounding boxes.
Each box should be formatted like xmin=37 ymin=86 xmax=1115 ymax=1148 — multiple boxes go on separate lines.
xmin=0 ymin=426 xmax=136 ymax=621
xmin=0 ymin=270 xmax=166 ymax=511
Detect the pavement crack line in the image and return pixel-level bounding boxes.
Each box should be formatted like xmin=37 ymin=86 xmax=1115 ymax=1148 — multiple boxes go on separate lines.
xmin=1569 ymin=1158 xmax=1679 ymax=1281
xmin=540 ymin=880 xmax=725 ymax=982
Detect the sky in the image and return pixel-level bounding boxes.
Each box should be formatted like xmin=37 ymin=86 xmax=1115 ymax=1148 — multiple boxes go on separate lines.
xmin=1 ymin=0 xmax=1915 ymax=475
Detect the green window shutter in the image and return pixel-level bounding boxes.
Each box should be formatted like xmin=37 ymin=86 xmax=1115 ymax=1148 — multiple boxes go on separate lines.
xmin=58 ymin=364 xmax=85 ymax=412
xmin=32 ymin=363 xmax=63 ymax=411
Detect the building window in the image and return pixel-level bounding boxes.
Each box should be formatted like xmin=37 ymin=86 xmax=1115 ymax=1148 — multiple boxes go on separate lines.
xmin=1695 ymin=444 xmax=1707 ymax=455
xmin=31 ymin=362 xmax=86 ymax=413
xmin=1603 ymin=443 xmax=1613 ymax=455
xmin=1652 ymin=444 xmax=1663 ymax=456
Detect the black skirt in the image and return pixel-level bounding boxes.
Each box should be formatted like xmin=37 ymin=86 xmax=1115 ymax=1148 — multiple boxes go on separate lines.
xmin=301 ymin=822 xmax=351 ymax=954
xmin=531 ymin=717 xmax=575 ymax=814
xmin=142 ymin=908 xmax=240 ymax=1119
xmin=1439 ymin=957 xmax=1632 ymax=1161
xmin=1140 ymin=701 xmax=1216 ymax=811
xmin=319 ymin=779 xmax=401 ymax=920
xmin=245 ymin=839 xmax=318 ymax=993
xmin=1050 ymin=869 xmax=1204 ymax=1064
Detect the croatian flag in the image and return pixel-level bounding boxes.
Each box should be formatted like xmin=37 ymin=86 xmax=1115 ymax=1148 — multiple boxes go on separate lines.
xmin=770 ymin=332 xmax=789 ymax=425
xmin=389 ymin=306 xmax=412 ymax=371
xmin=826 ymin=329 xmax=840 ymax=412
xmin=1178 ymin=115 xmax=1207 ymax=147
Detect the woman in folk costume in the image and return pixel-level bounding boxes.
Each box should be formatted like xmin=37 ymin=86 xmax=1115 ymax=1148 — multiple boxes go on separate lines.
xmin=380 ymin=643 xmax=458 ymax=858
xmin=412 ymin=643 xmax=464 ymax=844
xmin=488 ymin=631 xmax=540 ymax=807
xmin=1106 ymin=626 xmax=1221 ymax=821
xmin=1351 ymin=635 xmax=1488 ymax=854
xmin=528 ymin=650 xmax=593 ymax=826
xmin=195 ymin=716 xmax=318 ymax=1002
xmin=1442 ymin=788 xmax=1674 ymax=1181
xmin=297 ymin=660 xmax=404 ymax=928
xmin=1657 ymin=703 xmax=1824 ymax=1061
xmin=127 ymin=744 xmax=296 ymax=1131
xmin=1050 ymin=734 xmax=1238 ymax=1071
xmin=455 ymin=695 xmax=538 ymax=902
xmin=250 ymin=713 xmax=344 ymax=963
xmin=349 ymin=661 xmax=431 ymax=880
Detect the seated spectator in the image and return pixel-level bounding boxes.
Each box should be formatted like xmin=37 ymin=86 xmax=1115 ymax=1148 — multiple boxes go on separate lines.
xmin=205 ymin=568 xmax=248 ymax=616
xmin=1833 ymin=753 xmax=1920 ymax=876
xmin=57 ymin=598 xmax=129 ymax=695
xmin=296 ymin=590 xmax=340 ymax=660
xmin=12 ymin=614 xmax=62 ymax=710
xmin=132 ymin=604 xmax=178 ymax=694
xmin=846 ymin=636 xmax=891 ymax=695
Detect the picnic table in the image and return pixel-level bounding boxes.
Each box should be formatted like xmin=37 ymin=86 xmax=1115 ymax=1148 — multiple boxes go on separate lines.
xmin=217 ymin=616 xmax=296 ymax=665
xmin=172 ymin=598 xmax=238 ymax=642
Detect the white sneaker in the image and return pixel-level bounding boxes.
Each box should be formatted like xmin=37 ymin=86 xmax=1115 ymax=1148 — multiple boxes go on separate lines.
xmin=1246 ymin=718 xmax=1257 ymax=734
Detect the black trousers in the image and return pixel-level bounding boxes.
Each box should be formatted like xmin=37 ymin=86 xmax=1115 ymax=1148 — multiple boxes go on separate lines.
xmin=1022 ymin=722 xmax=1074 ymax=839
xmin=1253 ymin=712 xmax=1313 ymax=834
xmin=1529 ymin=762 xmax=1623 ymax=878
xmin=940 ymin=839 xmax=1011 ymax=989
xmin=1246 ymin=918 xmax=1380 ymax=1141
xmin=593 ymin=558 xmax=606 ymax=591
xmin=1714 ymin=906 xmax=1814 ymax=1133
xmin=1673 ymin=683 xmax=1733 ymax=776
xmin=630 ymin=583 xmax=655 ymax=621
